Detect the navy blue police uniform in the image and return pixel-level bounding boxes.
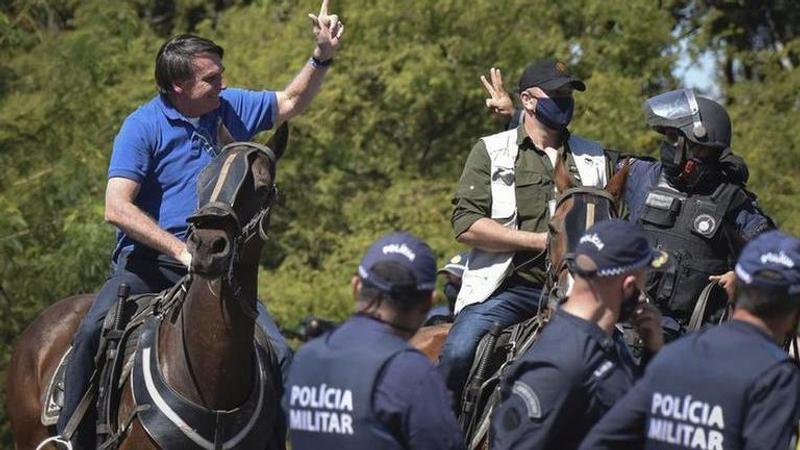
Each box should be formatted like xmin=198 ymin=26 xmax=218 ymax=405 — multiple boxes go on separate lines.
xmin=580 ymin=321 xmax=800 ymax=450
xmin=581 ymin=230 xmax=800 ymax=450
xmin=491 ymin=219 xmax=665 ymax=450
xmin=626 ymin=89 xmax=774 ymax=329
xmin=284 ymin=232 xmax=465 ymax=450
xmin=491 ymin=309 xmax=638 ymax=449
xmin=286 ymin=314 xmax=464 ymax=449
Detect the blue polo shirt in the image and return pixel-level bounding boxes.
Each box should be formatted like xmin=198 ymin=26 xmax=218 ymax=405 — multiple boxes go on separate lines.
xmin=108 ymin=88 xmax=278 ymax=261
xmin=491 ymin=309 xmax=639 ymax=450
xmin=580 ymin=320 xmax=800 ymax=450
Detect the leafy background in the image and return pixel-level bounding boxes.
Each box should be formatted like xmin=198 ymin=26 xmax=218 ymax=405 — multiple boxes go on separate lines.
xmin=1 ymin=0 xmax=798 ymax=444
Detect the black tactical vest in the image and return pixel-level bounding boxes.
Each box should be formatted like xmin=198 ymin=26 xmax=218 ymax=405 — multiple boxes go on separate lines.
xmin=638 ymin=182 xmax=747 ymax=321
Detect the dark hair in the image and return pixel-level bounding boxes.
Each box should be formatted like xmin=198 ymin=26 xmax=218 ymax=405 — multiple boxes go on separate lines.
xmin=359 ymin=261 xmax=431 ymax=313
xmin=734 ymin=283 xmax=800 ymax=319
xmin=155 ymin=34 xmax=224 ymax=95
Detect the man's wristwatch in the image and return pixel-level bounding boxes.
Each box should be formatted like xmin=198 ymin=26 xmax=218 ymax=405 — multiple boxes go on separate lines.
xmin=309 ymin=56 xmax=333 ymax=68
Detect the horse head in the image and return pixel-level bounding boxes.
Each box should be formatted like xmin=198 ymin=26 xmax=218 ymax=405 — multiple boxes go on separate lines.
xmin=185 ymin=123 xmax=288 ymax=277
xmin=546 ymin=156 xmax=630 ymax=305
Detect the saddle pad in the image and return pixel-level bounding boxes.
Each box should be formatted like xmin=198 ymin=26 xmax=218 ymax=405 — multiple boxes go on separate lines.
xmin=41 ymin=348 xmax=72 ymax=426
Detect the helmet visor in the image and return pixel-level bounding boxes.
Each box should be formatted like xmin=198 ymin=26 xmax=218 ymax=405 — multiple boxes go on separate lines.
xmin=644 ymin=89 xmax=706 ymax=139
xmin=645 ymin=89 xmax=697 ymax=120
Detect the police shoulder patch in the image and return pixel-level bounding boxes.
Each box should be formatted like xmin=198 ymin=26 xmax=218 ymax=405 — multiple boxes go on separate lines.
xmin=511 ymin=381 xmax=542 ymax=419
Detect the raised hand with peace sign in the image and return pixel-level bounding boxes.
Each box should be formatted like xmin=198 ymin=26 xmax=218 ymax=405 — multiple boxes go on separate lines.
xmin=308 ymin=0 xmax=345 ymax=62
xmin=480 ymin=67 xmax=515 ymax=124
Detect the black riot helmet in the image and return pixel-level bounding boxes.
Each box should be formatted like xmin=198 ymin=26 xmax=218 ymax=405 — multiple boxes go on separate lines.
xmin=644 ymin=89 xmax=732 ymax=192
xmin=644 ymin=89 xmax=732 ymax=150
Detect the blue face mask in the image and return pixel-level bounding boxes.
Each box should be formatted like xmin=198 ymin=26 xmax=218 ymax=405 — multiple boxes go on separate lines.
xmin=534 ymin=96 xmax=575 ymax=131
xmin=443 ymin=282 xmax=459 ymax=312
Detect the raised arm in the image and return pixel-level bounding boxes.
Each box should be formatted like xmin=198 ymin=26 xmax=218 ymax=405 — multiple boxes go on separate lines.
xmin=275 ymin=0 xmax=344 ymax=123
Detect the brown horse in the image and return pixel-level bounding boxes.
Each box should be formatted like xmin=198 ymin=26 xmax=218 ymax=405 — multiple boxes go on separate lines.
xmin=6 ymin=125 xmax=288 ymax=449
xmin=411 ymin=156 xmax=630 ymax=449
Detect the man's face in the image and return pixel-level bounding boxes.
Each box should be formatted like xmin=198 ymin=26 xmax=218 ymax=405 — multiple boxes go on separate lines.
xmin=663 ymin=130 xmax=718 ymax=162
xmin=520 ymin=85 xmax=574 ymax=112
xmin=174 ymin=52 xmax=226 ymax=116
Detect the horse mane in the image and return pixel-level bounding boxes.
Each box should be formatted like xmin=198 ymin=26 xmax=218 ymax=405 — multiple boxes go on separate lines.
xmin=605 ymin=158 xmax=631 ymax=209
xmin=553 ymin=151 xmax=574 ymax=194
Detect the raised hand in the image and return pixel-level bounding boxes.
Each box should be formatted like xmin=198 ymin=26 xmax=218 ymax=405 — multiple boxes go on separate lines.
xmin=632 ymin=302 xmax=664 ymax=354
xmin=308 ymin=0 xmax=344 ymax=61
xmin=480 ymin=67 xmax=515 ymax=124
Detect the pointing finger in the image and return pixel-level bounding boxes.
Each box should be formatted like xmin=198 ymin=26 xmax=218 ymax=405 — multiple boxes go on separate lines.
xmin=319 ymin=0 xmax=330 ymax=16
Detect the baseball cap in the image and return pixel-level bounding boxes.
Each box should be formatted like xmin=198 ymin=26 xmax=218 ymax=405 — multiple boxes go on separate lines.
xmin=358 ymin=232 xmax=437 ymax=292
xmin=572 ymin=219 xmax=667 ymax=277
xmin=437 ymin=251 xmax=470 ymax=278
xmin=518 ymin=58 xmax=586 ymax=93
xmin=735 ymin=230 xmax=800 ymax=295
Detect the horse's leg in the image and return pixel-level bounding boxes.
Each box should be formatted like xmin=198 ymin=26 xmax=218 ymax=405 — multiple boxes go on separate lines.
xmin=5 ymin=295 xmax=93 ymax=449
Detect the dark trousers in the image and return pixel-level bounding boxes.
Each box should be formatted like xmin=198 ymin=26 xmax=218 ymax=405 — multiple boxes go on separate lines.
xmin=56 ymin=252 xmax=292 ymax=448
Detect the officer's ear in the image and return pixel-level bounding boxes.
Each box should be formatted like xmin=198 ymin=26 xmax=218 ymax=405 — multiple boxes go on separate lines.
xmin=621 ymin=273 xmax=639 ymax=296
xmin=351 ymin=276 xmax=362 ymax=303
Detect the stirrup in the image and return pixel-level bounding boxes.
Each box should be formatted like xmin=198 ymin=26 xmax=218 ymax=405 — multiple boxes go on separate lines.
xmin=36 ymin=435 xmax=73 ymax=450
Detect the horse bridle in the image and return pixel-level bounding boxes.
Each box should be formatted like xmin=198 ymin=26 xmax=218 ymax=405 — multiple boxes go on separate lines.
xmin=187 ymin=142 xmax=280 ymax=319
xmin=545 ymin=186 xmax=620 ymax=306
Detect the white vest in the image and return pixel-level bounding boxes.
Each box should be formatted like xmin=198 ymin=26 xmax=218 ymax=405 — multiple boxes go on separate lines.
xmin=454 ymin=130 xmax=607 ymax=314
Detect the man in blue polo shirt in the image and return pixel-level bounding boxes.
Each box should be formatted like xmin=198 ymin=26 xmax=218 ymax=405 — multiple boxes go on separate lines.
xmin=58 ymin=1 xmax=345 ymax=447
xmin=580 ymin=230 xmax=800 ymax=450
xmin=285 ymin=232 xmax=465 ymax=450
xmin=491 ymin=219 xmax=666 ymax=450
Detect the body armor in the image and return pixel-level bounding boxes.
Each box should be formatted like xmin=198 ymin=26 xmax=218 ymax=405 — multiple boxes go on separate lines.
xmin=638 ymin=182 xmax=747 ymax=321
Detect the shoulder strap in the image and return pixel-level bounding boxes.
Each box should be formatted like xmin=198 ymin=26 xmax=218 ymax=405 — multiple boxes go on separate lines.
xmin=712 ymin=183 xmax=749 ymax=215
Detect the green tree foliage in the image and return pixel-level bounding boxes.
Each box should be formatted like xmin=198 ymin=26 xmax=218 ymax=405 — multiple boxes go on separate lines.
xmin=675 ymin=0 xmax=800 ymax=228
xmin=0 ymin=0 xmax=796 ymax=445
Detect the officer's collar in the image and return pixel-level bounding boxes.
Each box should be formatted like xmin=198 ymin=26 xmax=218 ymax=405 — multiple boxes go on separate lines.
xmin=352 ymin=313 xmax=417 ymax=336
xmin=555 ymin=309 xmax=617 ymax=352
xmin=728 ymin=319 xmax=782 ymax=346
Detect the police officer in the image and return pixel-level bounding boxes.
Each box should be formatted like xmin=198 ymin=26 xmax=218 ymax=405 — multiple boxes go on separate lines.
xmin=284 ymin=232 xmax=465 ymax=450
xmin=581 ymin=229 xmax=800 ymax=450
xmin=625 ymin=89 xmax=774 ymax=335
xmin=490 ymin=219 xmax=666 ymax=450
xmin=425 ymin=251 xmax=470 ymax=324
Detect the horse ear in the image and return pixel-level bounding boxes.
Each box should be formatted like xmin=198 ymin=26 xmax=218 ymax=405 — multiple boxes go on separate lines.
xmin=266 ymin=122 xmax=289 ymax=161
xmin=605 ymin=158 xmax=631 ymax=206
xmin=554 ymin=153 xmax=574 ymax=194
xmin=217 ymin=118 xmax=236 ymax=148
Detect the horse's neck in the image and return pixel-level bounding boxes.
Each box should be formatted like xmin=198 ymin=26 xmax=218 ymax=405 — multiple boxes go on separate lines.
xmin=158 ymin=267 xmax=258 ymax=410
